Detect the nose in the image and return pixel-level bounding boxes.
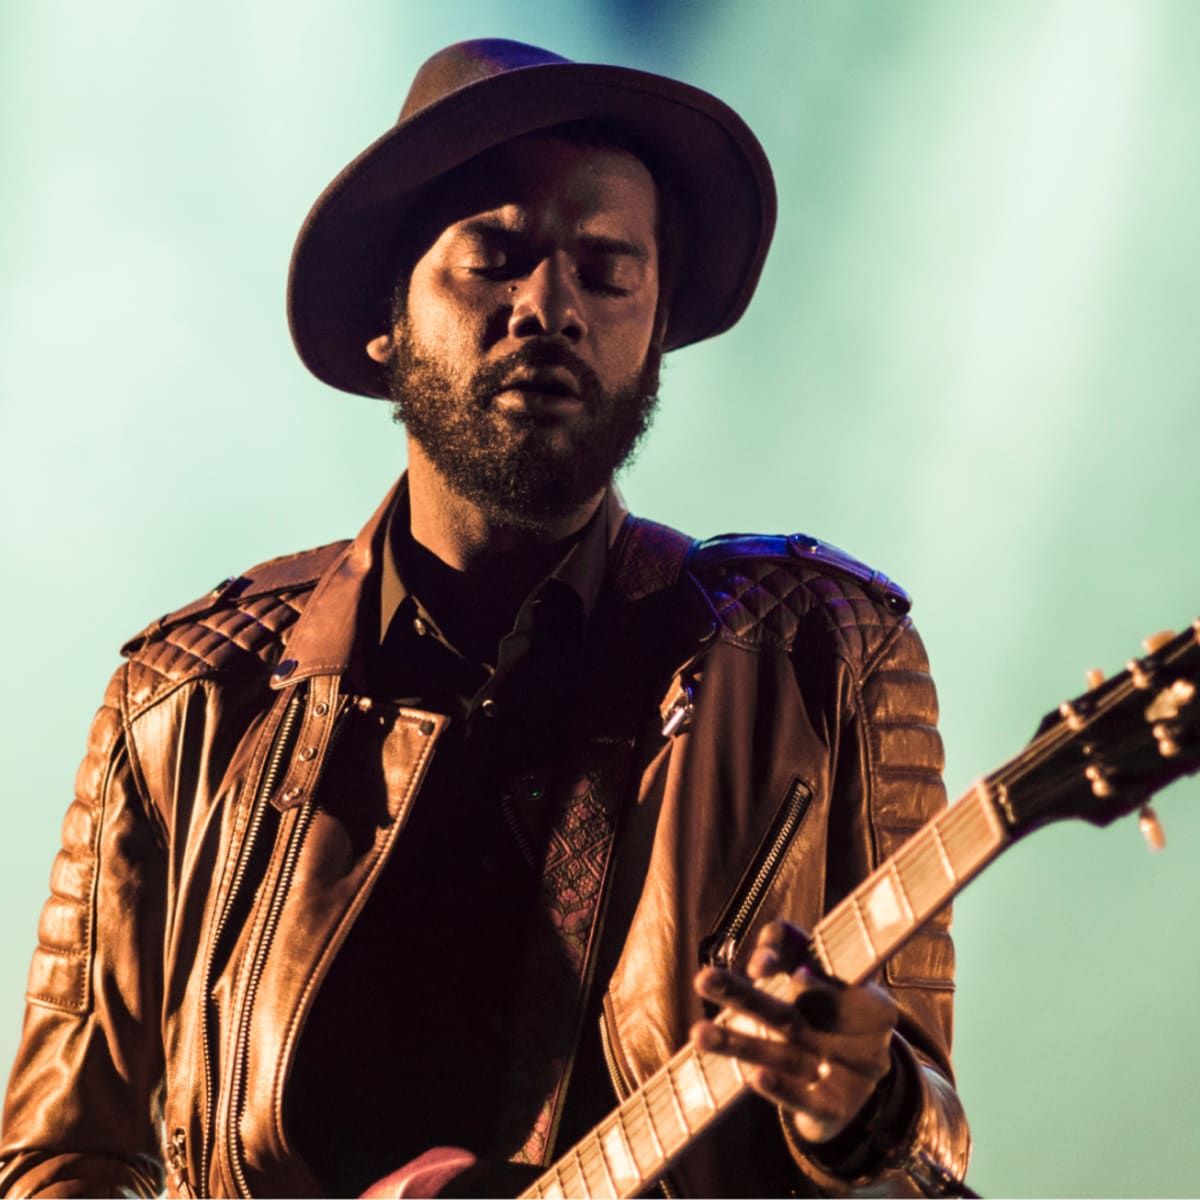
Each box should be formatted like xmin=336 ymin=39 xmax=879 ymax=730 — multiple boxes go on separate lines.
xmin=507 ymin=253 xmax=587 ymax=343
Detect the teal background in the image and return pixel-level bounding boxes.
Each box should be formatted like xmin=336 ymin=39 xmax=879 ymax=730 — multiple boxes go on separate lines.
xmin=2 ymin=1 xmax=1199 ymax=1194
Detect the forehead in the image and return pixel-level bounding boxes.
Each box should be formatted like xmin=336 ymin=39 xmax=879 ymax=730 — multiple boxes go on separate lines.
xmin=416 ymin=134 xmax=659 ymax=245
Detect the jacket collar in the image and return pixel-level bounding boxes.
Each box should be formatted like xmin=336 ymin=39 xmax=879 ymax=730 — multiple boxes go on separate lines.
xmin=273 ymin=474 xmax=629 ymax=690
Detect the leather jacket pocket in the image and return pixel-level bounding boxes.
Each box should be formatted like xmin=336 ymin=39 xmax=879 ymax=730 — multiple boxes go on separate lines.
xmin=699 ymin=777 xmax=813 ymax=970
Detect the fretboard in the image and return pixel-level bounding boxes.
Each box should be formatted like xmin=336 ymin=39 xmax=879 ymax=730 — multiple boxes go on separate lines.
xmin=519 ymin=783 xmax=1009 ymax=1199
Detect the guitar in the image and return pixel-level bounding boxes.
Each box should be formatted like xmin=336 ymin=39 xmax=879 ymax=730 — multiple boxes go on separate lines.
xmin=363 ymin=621 xmax=1200 ymax=1200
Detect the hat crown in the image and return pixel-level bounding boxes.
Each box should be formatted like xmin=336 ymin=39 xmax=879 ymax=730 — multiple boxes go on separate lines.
xmin=400 ymin=39 xmax=573 ymax=122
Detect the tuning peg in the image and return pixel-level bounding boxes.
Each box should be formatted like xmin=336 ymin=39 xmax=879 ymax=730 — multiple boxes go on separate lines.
xmin=1138 ymin=804 xmax=1166 ymax=851
xmin=1142 ymin=630 xmax=1175 ymax=654
xmin=1085 ymin=668 xmax=1105 ymax=690
xmin=1152 ymin=722 xmax=1181 ymax=758
xmin=1085 ymin=763 xmax=1114 ymax=797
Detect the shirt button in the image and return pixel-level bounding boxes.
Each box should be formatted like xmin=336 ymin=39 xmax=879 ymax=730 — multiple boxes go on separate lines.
xmin=481 ymin=698 xmax=498 ymax=718
xmin=412 ymin=617 xmax=429 ymax=637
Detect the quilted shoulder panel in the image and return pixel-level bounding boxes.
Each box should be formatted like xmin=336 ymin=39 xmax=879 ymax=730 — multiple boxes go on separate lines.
xmin=119 ymin=540 xmax=348 ymax=714
xmin=687 ymin=532 xmax=912 ymax=666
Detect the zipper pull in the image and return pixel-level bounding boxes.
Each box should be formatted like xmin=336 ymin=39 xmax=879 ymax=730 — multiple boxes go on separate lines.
xmin=660 ymin=681 xmax=695 ymax=738
xmin=708 ymin=932 xmax=738 ymax=970
xmin=166 ymin=1127 xmax=195 ymax=1198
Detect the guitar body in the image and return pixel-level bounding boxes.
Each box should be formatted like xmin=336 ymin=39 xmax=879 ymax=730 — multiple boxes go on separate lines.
xmin=365 ymin=622 xmax=1200 ymax=1200
xmin=360 ymin=1147 xmax=477 ymax=1199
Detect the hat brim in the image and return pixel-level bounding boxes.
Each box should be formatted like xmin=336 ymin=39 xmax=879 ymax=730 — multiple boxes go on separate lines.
xmin=287 ymin=61 xmax=776 ymax=399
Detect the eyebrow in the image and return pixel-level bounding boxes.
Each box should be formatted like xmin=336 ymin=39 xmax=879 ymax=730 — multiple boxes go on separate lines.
xmin=456 ymin=219 xmax=648 ymax=260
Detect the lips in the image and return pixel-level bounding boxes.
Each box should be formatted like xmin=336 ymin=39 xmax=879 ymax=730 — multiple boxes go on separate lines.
xmin=499 ymin=366 xmax=581 ymax=399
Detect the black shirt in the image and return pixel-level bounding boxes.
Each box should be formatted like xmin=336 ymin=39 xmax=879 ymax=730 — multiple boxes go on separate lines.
xmin=287 ymin=492 xmax=617 ymax=1197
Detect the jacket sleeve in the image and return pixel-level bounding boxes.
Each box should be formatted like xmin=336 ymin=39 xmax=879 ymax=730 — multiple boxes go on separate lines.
xmin=785 ymin=617 xmax=972 ymax=1196
xmin=0 ymin=666 xmax=166 ymax=1199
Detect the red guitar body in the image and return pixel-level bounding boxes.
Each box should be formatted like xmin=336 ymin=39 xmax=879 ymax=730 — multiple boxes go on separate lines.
xmin=360 ymin=1147 xmax=478 ymax=1199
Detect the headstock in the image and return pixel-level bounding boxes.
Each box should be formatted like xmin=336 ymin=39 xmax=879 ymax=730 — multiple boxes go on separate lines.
xmin=998 ymin=619 xmax=1200 ymax=841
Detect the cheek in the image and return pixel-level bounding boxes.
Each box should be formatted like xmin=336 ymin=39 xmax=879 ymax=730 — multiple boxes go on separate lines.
xmin=596 ymin=304 xmax=658 ymax=384
xmin=405 ymin=284 xmax=490 ymax=381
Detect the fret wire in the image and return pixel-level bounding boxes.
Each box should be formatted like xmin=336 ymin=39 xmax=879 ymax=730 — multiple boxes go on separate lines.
xmin=551 ymin=1159 xmax=568 ymax=1199
xmin=938 ymin=801 xmax=986 ymax=850
xmin=821 ymin=905 xmax=859 ymax=952
xmin=604 ymin=1112 xmax=641 ymax=1191
xmin=663 ymin=1059 xmax=694 ymax=1134
xmin=894 ymin=831 xmax=941 ymax=885
xmin=576 ymin=1135 xmax=604 ymax=1182
xmin=930 ymin=820 xmax=958 ymax=883
xmin=895 ymin=834 xmax=953 ymax=916
xmin=559 ymin=1152 xmax=585 ymax=1199
xmin=822 ymin=907 xmax=872 ymax=966
xmin=573 ymin=1144 xmax=594 ymax=1200
xmin=578 ymin=1131 xmax=620 ymax=1189
xmin=700 ymin=1045 xmax=744 ymax=1101
xmin=619 ymin=1091 xmax=657 ymax=1176
xmin=902 ymin=826 xmax=951 ymax=868
xmin=810 ymin=926 xmax=833 ymax=972
xmin=941 ymin=813 xmax=998 ymax=865
xmin=645 ymin=1072 xmax=680 ymax=1134
xmin=941 ymin=813 xmax=988 ymax=849
xmin=817 ymin=916 xmax=864 ymax=976
xmin=590 ymin=1129 xmax=618 ymax=1198
xmin=849 ymin=891 xmax=879 ymax=953
xmin=811 ymin=790 xmax=1012 ymax=988
xmin=886 ymin=859 xmax=916 ymax=923
xmin=639 ymin=1082 xmax=666 ymax=1158
xmin=643 ymin=1080 xmax=681 ymax=1152
xmin=688 ymin=1051 xmax=718 ymax=1110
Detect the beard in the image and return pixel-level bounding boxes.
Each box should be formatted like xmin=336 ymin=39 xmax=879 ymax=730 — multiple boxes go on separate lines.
xmin=389 ymin=327 xmax=661 ymax=531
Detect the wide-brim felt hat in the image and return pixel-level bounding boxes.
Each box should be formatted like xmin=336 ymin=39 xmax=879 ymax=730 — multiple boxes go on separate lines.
xmin=288 ymin=38 xmax=777 ymax=399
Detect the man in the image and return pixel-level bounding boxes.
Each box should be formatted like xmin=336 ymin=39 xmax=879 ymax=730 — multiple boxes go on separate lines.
xmin=0 ymin=40 xmax=970 ymax=1198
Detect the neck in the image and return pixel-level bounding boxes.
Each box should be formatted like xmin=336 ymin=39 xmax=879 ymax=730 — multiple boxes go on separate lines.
xmin=405 ymin=440 xmax=605 ymax=572
xmin=401 ymin=442 xmax=604 ymax=663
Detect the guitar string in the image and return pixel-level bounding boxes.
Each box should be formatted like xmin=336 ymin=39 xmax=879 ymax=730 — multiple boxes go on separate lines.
xmin=529 ymin=641 xmax=1200 ymax=1198
xmin=816 ymin=795 xmax=994 ymax=973
xmin=819 ymin=642 xmax=1197 ymax=980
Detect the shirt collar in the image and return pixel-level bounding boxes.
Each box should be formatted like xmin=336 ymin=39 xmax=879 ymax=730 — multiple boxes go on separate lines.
xmin=379 ymin=483 xmax=625 ymax=646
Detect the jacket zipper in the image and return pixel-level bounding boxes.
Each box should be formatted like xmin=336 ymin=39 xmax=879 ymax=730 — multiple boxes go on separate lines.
xmin=227 ymin=791 xmax=318 ymax=1197
xmin=702 ymin=779 xmax=813 ymax=970
xmin=227 ymin=693 xmax=354 ymax=1197
xmin=198 ymin=685 xmax=306 ymax=1194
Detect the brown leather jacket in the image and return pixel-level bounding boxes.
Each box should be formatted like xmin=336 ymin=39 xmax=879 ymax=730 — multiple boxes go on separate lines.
xmin=0 ymin=480 xmax=969 ymax=1197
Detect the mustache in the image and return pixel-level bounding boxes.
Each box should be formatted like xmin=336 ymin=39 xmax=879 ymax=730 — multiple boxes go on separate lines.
xmin=471 ymin=343 xmax=603 ymax=408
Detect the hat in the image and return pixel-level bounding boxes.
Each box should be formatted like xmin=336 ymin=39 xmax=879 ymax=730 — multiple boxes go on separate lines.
xmin=288 ymin=38 xmax=777 ymax=399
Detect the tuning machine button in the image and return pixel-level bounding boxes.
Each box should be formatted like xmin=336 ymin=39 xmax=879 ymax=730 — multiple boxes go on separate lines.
xmin=1084 ymin=763 xmax=1114 ymax=798
xmin=1059 ymin=701 xmax=1088 ymax=732
xmin=1085 ymin=668 xmax=1105 ymax=691
xmin=1127 ymin=658 xmax=1154 ymax=690
xmin=1142 ymin=630 xmax=1176 ymax=654
xmin=1138 ymin=804 xmax=1166 ymax=851
xmin=1152 ymin=722 xmax=1181 ymax=758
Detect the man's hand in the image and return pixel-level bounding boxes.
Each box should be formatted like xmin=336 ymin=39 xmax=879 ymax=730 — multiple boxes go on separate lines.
xmin=690 ymin=919 xmax=897 ymax=1144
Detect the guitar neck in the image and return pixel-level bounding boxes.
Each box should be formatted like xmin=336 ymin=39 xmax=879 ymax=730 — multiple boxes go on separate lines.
xmin=520 ymin=784 xmax=1010 ymax=1199
xmin=812 ymin=779 xmax=1008 ymax=984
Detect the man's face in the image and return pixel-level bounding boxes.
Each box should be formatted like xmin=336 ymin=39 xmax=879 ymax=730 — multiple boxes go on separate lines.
xmin=377 ymin=134 xmax=664 ymax=529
